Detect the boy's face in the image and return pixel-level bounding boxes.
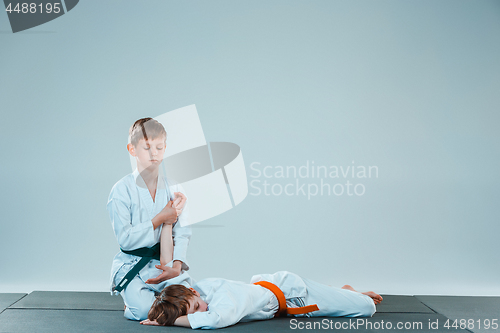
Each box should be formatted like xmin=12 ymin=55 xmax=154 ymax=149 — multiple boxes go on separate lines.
xmin=128 ymin=136 xmax=166 ymax=171
xmin=186 ymin=290 xmax=208 ymax=314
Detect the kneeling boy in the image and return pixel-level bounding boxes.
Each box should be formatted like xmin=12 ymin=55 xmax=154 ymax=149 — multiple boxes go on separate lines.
xmin=108 ymin=118 xmax=193 ymax=321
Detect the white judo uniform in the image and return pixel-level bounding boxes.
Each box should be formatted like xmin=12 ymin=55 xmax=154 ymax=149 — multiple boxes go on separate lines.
xmin=187 ymin=271 xmax=376 ymax=329
xmin=108 ymin=169 xmax=193 ymax=320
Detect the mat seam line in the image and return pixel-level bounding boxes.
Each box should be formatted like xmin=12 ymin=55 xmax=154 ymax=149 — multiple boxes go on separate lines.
xmin=412 ymin=298 xmax=473 ymax=333
xmin=6 ymin=308 xmax=124 ymax=312
xmin=0 ymin=294 xmax=29 ymax=315
xmin=414 ymin=296 xmax=438 ymax=314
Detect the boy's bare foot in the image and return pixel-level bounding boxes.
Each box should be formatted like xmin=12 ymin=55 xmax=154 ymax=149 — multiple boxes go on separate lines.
xmin=341 ymin=285 xmax=383 ymax=305
xmin=362 ymin=291 xmax=383 ymax=305
xmin=341 ymin=285 xmax=357 ymax=292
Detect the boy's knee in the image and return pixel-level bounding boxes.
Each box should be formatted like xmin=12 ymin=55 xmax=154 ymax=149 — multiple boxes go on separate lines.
xmin=124 ymin=303 xmax=151 ymax=321
xmin=119 ymin=280 xmax=156 ymax=321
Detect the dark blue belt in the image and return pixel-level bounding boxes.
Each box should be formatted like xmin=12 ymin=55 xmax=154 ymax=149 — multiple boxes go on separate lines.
xmin=114 ymin=243 xmax=160 ymax=292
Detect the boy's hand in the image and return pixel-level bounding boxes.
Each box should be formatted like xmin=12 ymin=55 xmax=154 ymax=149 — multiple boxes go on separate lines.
xmin=140 ymin=319 xmax=160 ymax=326
xmin=152 ymin=201 xmax=178 ymax=229
xmin=172 ymin=192 xmax=187 ymax=216
xmin=145 ymin=261 xmax=182 ymax=284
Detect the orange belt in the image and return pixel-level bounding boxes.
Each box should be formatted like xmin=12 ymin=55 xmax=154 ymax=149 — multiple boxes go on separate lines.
xmin=254 ymin=281 xmax=319 ymax=317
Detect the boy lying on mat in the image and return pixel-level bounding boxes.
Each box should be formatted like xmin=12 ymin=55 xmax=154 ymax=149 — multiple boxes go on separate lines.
xmin=140 ymin=271 xmax=382 ymax=329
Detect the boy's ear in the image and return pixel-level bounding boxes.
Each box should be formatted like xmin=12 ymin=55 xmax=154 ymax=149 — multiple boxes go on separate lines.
xmin=127 ymin=143 xmax=136 ymax=156
xmin=189 ymin=288 xmax=200 ymax=297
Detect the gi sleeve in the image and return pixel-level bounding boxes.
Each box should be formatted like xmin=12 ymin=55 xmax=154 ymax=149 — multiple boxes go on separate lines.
xmin=187 ymin=306 xmax=240 ymax=329
xmin=186 ymin=285 xmax=246 ymax=329
xmin=187 ymin=311 xmax=223 ymax=330
xmin=107 ymin=182 xmax=155 ymax=250
xmin=172 ymin=184 xmax=191 ymax=270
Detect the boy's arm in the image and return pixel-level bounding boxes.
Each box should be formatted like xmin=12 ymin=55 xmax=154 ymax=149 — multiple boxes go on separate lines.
xmin=172 ymin=186 xmax=192 ymax=270
xmin=187 ymin=310 xmax=234 ymax=329
xmin=159 ymin=224 xmax=173 ymax=266
xmin=174 ymin=315 xmax=192 ymax=328
xmin=141 ymin=317 xmax=192 ymax=328
xmin=172 ymin=211 xmax=191 ymax=270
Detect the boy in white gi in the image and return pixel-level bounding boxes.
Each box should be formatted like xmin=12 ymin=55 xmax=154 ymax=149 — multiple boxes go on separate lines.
xmin=141 ymin=271 xmax=383 ymax=329
xmin=108 ymin=118 xmax=193 ymax=321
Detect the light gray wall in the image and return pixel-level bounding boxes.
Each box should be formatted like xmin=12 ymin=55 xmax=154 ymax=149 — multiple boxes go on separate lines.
xmin=1 ymin=0 xmax=499 ymax=295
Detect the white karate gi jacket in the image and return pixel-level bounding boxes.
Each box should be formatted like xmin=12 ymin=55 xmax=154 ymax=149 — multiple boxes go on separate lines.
xmin=107 ymin=169 xmax=191 ymax=292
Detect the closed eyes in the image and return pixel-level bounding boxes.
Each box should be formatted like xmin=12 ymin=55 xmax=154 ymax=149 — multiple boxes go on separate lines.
xmin=143 ymin=146 xmax=164 ymax=150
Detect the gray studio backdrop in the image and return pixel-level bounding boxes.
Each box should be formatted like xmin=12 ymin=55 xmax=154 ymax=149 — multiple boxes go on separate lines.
xmin=0 ymin=0 xmax=499 ymax=295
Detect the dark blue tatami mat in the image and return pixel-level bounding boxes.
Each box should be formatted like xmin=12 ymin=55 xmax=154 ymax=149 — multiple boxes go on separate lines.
xmin=0 ymin=294 xmax=26 ymax=313
xmin=9 ymin=291 xmax=124 ymax=310
xmin=376 ymin=295 xmax=434 ymax=313
xmin=0 ymin=309 xmax=468 ymax=333
xmin=1 ymin=293 xmax=490 ymax=333
xmin=416 ymin=296 xmax=500 ymax=333
xmin=0 ymin=309 xmax=169 ymax=333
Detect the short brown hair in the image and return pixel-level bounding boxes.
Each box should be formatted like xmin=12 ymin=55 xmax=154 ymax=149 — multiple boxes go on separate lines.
xmin=148 ymin=285 xmax=195 ymax=326
xmin=129 ymin=118 xmax=167 ymax=146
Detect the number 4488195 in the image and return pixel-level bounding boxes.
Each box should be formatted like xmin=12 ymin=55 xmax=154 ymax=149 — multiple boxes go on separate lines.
xmin=5 ymin=3 xmax=61 ymax=14
xmin=444 ymin=319 xmax=498 ymax=330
